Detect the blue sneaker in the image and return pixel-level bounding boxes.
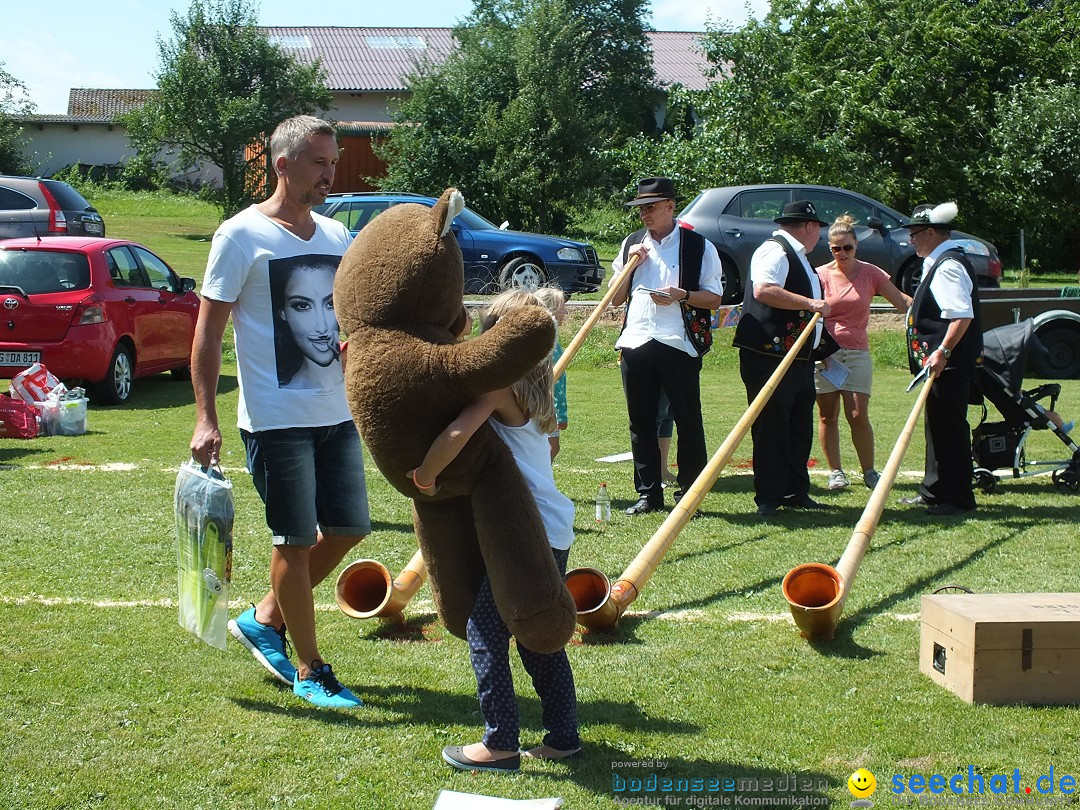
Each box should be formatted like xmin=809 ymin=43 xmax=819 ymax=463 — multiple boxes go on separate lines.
xmin=228 ymin=606 xmax=296 ymax=685
xmin=293 ymin=661 xmax=363 ymax=708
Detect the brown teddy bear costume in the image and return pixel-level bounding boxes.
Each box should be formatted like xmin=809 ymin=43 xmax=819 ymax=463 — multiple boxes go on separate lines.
xmin=334 ymin=188 xmax=577 ymax=654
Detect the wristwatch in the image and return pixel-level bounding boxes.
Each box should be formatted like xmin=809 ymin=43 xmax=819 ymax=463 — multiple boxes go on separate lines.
xmin=937 ymin=346 xmax=952 ymax=359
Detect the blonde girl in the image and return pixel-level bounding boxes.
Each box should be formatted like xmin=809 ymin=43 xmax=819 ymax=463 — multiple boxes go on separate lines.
xmin=409 ymin=289 xmax=580 ymax=772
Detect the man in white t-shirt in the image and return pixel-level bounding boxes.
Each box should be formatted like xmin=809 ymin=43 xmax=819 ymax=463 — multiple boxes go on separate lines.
xmin=609 ymin=177 xmax=724 ymax=515
xmin=190 ymin=116 xmax=369 ymax=709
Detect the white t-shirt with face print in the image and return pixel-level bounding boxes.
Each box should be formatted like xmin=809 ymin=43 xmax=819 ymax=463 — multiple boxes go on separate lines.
xmin=202 ymin=206 xmax=353 ymax=432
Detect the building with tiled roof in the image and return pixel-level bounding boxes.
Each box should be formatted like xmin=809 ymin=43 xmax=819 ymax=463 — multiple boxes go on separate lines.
xmin=15 ymin=26 xmax=712 ymax=189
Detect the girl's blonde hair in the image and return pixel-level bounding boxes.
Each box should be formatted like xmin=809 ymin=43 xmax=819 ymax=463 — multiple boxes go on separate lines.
xmin=828 ymin=214 xmax=857 ymax=243
xmin=532 ymin=285 xmax=567 ymax=315
xmin=480 ymin=289 xmax=557 ymax=433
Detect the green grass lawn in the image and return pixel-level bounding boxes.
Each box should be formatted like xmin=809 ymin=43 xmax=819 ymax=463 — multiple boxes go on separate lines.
xmin=3 ymin=309 xmax=1079 ymax=808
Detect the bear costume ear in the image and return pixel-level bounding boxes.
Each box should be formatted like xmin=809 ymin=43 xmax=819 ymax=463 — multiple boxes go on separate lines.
xmin=435 ymin=188 xmax=465 ymax=238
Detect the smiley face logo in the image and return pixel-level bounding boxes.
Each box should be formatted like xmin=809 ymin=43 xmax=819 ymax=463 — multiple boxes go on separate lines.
xmin=847 ymin=768 xmax=877 ymax=799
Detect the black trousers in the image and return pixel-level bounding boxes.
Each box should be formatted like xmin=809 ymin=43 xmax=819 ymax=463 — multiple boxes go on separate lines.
xmin=620 ymin=340 xmax=707 ymax=502
xmin=739 ymin=349 xmax=816 ymax=507
xmin=920 ymin=366 xmax=977 ymax=510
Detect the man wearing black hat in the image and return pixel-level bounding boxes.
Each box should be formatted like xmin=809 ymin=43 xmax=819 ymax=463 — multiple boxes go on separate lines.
xmin=609 ymin=177 xmax=724 ymax=515
xmin=902 ymin=202 xmax=981 ymax=515
xmin=733 ymin=200 xmax=834 ymax=517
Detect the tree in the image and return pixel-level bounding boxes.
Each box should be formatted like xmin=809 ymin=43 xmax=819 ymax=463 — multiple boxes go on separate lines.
xmin=377 ymin=0 xmax=659 ymax=233
xmin=125 ymin=0 xmax=331 ymax=218
xmin=618 ymin=0 xmax=1080 ymax=266
xmin=0 ymin=62 xmax=34 ymax=175
xmin=986 ymin=79 xmax=1080 ymax=271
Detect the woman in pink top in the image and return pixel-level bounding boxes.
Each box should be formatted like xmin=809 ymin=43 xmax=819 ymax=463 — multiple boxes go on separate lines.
xmin=815 ymin=215 xmax=912 ymax=490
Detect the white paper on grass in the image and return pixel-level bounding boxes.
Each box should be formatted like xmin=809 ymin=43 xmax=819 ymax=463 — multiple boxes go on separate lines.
xmin=819 ymin=356 xmax=850 ymax=389
xmin=433 ymin=790 xmax=564 ymax=809
xmin=596 ymin=451 xmax=635 ymax=463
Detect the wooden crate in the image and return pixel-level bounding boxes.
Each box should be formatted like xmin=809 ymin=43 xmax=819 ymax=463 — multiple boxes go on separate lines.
xmin=920 ymin=593 xmax=1080 ymax=705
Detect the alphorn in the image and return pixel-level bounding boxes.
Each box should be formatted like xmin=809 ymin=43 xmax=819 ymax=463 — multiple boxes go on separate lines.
xmin=552 ymin=253 xmax=640 ymax=381
xmin=566 ymin=313 xmax=823 ymax=630
xmin=337 ymin=255 xmax=641 ymax=623
xmin=336 ymin=548 xmax=427 ymax=621
xmin=782 ymin=373 xmax=935 ymax=640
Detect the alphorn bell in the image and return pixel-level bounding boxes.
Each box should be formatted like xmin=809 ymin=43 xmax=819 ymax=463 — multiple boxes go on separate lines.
xmin=336 ymin=548 xmax=427 ymax=621
xmin=552 ymin=253 xmax=640 ymax=381
xmin=782 ymin=373 xmax=936 ymax=640
xmin=336 ymin=256 xmax=639 ymax=623
xmin=566 ymin=313 xmax=823 ymax=630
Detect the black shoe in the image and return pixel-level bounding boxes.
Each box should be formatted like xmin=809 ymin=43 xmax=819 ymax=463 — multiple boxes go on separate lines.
xmin=786 ymin=495 xmax=826 ymax=509
xmin=756 ymin=503 xmax=779 ymax=517
xmin=926 ymin=503 xmax=974 ymax=516
xmin=899 ymin=495 xmax=928 ymax=506
xmin=626 ymin=497 xmax=662 ymax=516
xmin=442 ymin=745 xmax=520 ymax=773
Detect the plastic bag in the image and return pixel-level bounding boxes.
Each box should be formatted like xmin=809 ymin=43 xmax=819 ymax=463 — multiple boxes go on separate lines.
xmin=10 ymin=362 xmax=61 ymax=403
xmin=0 ymin=394 xmax=39 ymax=439
xmin=174 ymin=459 xmax=234 ymax=649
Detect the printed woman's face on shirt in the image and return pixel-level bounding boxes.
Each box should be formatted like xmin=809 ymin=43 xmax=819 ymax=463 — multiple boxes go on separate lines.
xmin=280 ymin=265 xmax=338 ymax=367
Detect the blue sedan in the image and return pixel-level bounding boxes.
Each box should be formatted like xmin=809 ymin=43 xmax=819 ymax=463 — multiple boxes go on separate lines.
xmin=314 ymin=192 xmax=604 ymax=294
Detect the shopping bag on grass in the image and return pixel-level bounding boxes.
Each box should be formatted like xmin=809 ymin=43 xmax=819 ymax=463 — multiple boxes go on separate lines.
xmin=0 ymin=394 xmax=39 ymax=438
xmin=174 ymin=459 xmax=234 ymax=649
xmin=10 ymin=362 xmax=61 ymax=403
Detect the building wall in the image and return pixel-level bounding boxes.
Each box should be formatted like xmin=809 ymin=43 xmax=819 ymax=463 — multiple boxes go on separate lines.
xmin=16 ymin=121 xmax=223 ymax=187
xmin=329 ymin=92 xmax=402 ymax=123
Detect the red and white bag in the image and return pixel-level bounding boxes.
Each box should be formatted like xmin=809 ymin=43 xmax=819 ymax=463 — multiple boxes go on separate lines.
xmin=0 ymin=394 xmax=39 ymax=439
xmin=10 ymin=362 xmax=61 ymax=403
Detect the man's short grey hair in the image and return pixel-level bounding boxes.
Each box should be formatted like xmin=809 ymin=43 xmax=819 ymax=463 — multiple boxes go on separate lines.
xmin=270 ymin=115 xmax=336 ymax=163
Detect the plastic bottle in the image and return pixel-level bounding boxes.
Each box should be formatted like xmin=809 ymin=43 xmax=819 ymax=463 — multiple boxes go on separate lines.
xmin=595 ymin=482 xmax=611 ymax=523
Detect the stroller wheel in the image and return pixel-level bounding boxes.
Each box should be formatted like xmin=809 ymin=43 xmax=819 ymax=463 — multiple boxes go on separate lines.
xmin=974 ymin=468 xmax=998 ymax=494
xmin=1052 ymin=469 xmax=1079 ymax=493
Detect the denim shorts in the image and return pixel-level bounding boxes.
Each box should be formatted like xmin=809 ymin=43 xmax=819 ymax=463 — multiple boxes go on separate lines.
xmin=240 ymin=421 xmax=371 ymax=546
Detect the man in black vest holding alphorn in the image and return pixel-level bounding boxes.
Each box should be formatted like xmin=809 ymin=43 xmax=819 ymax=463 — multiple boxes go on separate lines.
xmin=902 ymin=202 xmax=982 ymax=516
xmin=609 ymin=177 xmax=724 ymax=515
xmin=733 ymin=200 xmax=832 ymax=517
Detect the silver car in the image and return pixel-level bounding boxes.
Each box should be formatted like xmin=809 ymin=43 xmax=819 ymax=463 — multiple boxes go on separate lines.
xmin=0 ymin=175 xmax=105 ymax=240
xmin=678 ymin=184 xmax=1002 ymax=304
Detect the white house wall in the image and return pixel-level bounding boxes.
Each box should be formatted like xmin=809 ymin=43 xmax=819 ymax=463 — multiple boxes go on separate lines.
xmin=17 ymin=122 xmax=223 ymax=187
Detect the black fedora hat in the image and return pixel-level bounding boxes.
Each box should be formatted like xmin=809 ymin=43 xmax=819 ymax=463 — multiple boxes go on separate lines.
xmin=774 ymin=199 xmax=828 ymax=226
xmin=626 ymin=177 xmax=682 ymax=207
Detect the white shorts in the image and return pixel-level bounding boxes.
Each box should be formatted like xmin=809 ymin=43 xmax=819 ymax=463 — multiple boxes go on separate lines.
xmin=815 ymin=348 xmax=873 ymax=396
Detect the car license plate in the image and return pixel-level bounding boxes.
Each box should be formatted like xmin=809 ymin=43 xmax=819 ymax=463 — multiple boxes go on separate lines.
xmin=84 ymin=222 xmax=103 ymax=235
xmin=0 ymin=351 xmax=41 ymax=367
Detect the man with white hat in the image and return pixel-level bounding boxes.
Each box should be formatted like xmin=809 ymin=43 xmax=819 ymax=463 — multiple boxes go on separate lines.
xmin=902 ymin=202 xmax=982 ymax=516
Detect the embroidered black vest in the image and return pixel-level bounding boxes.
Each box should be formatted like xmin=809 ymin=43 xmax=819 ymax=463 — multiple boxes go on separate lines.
xmin=906 ymin=248 xmax=983 ymax=373
xmin=732 ymin=237 xmax=823 ymax=360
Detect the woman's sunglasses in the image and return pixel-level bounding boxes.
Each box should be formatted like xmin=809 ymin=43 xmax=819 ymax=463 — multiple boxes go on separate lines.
xmin=829 ymin=244 xmax=855 ymax=254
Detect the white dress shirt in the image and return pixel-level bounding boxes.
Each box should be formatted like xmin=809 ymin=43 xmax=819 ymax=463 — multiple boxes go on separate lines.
xmin=923 ymin=240 xmax=974 ymax=320
xmin=610 ymin=225 xmax=723 ymax=356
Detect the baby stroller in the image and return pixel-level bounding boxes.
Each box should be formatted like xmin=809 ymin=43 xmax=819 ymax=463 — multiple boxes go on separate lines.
xmin=971 ymin=320 xmax=1080 ymax=493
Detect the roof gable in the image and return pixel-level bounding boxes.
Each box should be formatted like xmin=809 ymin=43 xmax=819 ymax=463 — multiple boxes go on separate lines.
xmin=262 ymin=26 xmax=712 ymax=93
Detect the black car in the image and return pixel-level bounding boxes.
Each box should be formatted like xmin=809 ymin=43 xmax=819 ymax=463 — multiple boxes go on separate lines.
xmin=0 ymin=175 xmax=105 ymax=240
xmin=678 ymin=184 xmax=1002 ymax=304
xmin=314 ymin=192 xmax=604 ymax=294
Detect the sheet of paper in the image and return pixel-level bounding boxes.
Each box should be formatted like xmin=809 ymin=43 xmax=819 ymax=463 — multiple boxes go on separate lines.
xmin=596 ymin=451 xmax=634 ymax=463
xmin=433 ymin=790 xmax=564 ymax=809
xmin=819 ymin=356 xmax=850 ymax=389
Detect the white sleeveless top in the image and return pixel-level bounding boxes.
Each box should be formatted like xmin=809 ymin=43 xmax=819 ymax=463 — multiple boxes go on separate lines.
xmin=488 ymin=418 xmax=575 ymax=551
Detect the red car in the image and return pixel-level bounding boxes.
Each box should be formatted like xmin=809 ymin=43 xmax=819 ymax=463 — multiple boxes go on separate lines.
xmin=0 ymin=237 xmax=200 ymax=404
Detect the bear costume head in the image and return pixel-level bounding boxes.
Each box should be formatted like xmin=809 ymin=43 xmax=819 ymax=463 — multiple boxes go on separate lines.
xmin=334 ymin=188 xmax=576 ymax=653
